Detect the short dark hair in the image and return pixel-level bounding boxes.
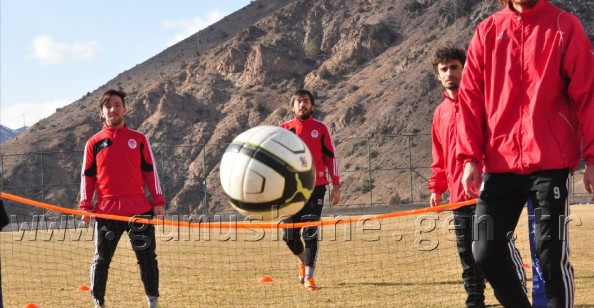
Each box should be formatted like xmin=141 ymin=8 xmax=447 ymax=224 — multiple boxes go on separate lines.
xmin=498 ymin=0 xmax=508 ymax=6
xmin=99 ymin=89 xmax=126 ymax=109
xmin=290 ymin=89 xmax=315 ymax=106
xmin=432 ymin=46 xmax=466 ymax=73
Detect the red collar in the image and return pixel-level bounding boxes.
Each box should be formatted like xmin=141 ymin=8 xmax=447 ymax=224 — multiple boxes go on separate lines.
xmin=442 ymin=91 xmax=457 ymax=103
xmin=293 ymin=115 xmax=314 ymax=124
xmin=103 ymin=123 xmax=128 ymax=133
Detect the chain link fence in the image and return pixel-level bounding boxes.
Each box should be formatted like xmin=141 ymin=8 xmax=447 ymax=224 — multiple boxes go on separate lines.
xmin=1 ymin=133 xmax=589 ymax=219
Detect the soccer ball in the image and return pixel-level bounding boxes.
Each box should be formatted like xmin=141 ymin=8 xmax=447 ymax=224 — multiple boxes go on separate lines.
xmin=219 ymin=125 xmax=316 ymax=220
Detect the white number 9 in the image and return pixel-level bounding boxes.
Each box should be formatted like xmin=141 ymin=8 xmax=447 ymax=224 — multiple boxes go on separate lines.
xmin=554 ymin=186 xmax=561 ymax=199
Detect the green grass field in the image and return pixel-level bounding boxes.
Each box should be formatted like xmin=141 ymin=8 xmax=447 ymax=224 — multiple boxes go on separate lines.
xmin=1 ymin=205 xmax=593 ymax=307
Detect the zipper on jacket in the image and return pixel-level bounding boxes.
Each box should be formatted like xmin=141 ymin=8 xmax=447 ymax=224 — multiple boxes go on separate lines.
xmin=518 ymin=15 xmax=525 ymax=171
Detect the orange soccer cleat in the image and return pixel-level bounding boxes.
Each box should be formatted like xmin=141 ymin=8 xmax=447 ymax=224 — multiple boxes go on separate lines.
xmin=304 ymin=278 xmax=318 ymax=291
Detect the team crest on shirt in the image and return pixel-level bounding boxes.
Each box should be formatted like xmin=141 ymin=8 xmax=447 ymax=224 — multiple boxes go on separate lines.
xmin=128 ymin=139 xmax=137 ymax=149
xmin=311 ymin=130 xmax=319 ymax=138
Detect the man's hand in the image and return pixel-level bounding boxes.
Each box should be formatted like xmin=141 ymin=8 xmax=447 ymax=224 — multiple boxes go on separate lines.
xmin=462 ymin=161 xmax=480 ymax=198
xmin=430 ymin=193 xmax=441 ymax=207
xmin=153 ymin=206 xmax=165 ymax=218
xmin=331 ymin=185 xmax=341 ymax=205
xmin=81 ymin=211 xmax=91 ymax=226
xmin=584 ymin=164 xmax=594 ymax=202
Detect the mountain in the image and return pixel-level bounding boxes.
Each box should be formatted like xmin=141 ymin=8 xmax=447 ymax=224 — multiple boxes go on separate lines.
xmin=0 ymin=124 xmax=19 ymax=144
xmin=1 ymin=0 xmax=592 ymax=219
xmin=14 ymin=126 xmax=27 ymax=134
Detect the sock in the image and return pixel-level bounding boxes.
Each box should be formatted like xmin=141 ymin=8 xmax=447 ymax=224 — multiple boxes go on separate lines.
xmin=147 ymin=295 xmax=158 ymax=308
xmin=93 ymin=298 xmax=105 ymax=308
xmin=305 ymin=266 xmax=315 ymax=279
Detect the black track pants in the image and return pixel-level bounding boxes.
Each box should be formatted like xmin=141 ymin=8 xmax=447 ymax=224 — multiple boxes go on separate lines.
xmin=282 ymin=185 xmax=326 ymax=267
xmin=473 ymin=169 xmax=574 ymax=308
xmin=90 ymin=212 xmax=159 ymax=305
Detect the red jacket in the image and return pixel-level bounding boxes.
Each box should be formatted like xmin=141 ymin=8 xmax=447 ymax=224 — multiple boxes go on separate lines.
xmin=80 ymin=124 xmax=165 ymax=216
xmin=428 ymin=93 xmax=482 ymax=203
xmin=457 ymin=0 xmax=594 ymax=174
xmin=280 ymin=116 xmax=340 ymax=187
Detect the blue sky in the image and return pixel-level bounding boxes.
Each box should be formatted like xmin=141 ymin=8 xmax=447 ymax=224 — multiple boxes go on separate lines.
xmin=0 ymin=0 xmax=251 ymax=130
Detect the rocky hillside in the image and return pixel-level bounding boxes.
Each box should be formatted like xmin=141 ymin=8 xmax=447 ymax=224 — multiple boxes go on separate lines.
xmin=1 ymin=0 xmax=592 ymax=219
